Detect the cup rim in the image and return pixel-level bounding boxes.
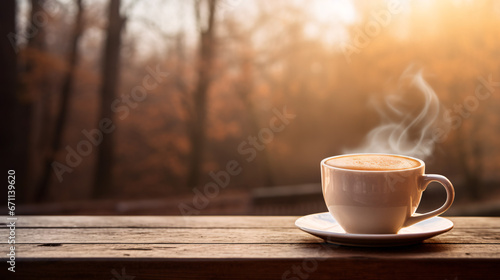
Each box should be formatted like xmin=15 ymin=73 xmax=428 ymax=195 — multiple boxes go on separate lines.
xmin=321 ymin=153 xmax=425 ymax=173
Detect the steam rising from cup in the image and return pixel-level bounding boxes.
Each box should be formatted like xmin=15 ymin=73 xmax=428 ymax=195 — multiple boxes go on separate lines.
xmin=346 ymin=66 xmax=442 ymax=160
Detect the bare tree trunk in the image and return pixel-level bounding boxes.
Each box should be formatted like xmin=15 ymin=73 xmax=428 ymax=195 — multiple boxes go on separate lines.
xmin=35 ymin=0 xmax=84 ymax=202
xmin=186 ymin=0 xmax=217 ymax=188
xmin=28 ymin=0 xmax=49 ymax=202
xmin=17 ymin=0 xmax=47 ymax=203
xmin=93 ymin=0 xmax=125 ymax=198
xmin=27 ymin=0 xmax=50 ymax=202
xmin=0 ymin=0 xmax=31 ymax=203
xmin=237 ymin=47 xmax=275 ymax=187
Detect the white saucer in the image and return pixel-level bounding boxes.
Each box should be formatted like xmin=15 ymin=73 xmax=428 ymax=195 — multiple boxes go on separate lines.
xmin=295 ymin=212 xmax=454 ymax=247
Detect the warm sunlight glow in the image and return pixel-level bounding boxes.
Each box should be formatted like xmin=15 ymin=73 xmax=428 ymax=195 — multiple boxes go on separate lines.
xmin=311 ymin=0 xmax=357 ymax=24
xmin=9 ymin=0 xmax=500 ymax=217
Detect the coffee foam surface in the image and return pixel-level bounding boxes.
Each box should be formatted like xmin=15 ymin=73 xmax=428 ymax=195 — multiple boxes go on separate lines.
xmin=326 ymin=155 xmax=420 ymax=171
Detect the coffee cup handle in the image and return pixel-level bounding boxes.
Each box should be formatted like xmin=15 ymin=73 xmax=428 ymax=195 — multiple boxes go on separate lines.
xmin=403 ymin=174 xmax=455 ymax=227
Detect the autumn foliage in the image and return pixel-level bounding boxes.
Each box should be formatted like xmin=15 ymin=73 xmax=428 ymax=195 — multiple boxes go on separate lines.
xmin=3 ymin=0 xmax=500 ymax=206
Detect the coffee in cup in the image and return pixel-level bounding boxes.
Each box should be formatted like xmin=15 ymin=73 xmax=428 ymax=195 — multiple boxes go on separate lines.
xmin=321 ymin=154 xmax=454 ymax=234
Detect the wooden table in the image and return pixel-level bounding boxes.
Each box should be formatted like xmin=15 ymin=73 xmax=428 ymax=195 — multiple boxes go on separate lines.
xmin=1 ymin=216 xmax=499 ymax=279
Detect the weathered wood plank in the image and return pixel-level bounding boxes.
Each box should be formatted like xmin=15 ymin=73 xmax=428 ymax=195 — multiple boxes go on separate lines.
xmin=0 ymin=228 xmax=316 ymax=244
xmin=0 ymin=216 xmax=498 ymax=280
xmin=1 ymin=216 xmax=498 ymax=228
xmin=1 ymin=227 xmax=499 ymax=244
xmin=0 ymin=258 xmax=498 ymax=280
xmin=0 ymin=215 xmax=298 ymax=228
xmin=11 ymin=243 xmax=500 ymax=259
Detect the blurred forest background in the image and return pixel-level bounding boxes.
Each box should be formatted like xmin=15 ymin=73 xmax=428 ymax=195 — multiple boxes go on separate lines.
xmin=1 ymin=0 xmax=500 ymax=215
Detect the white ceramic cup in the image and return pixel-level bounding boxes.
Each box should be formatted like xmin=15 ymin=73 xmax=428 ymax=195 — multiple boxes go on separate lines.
xmin=321 ymin=153 xmax=455 ymax=234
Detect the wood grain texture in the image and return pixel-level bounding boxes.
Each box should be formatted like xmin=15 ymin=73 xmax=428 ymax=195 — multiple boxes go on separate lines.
xmin=2 ymin=259 xmax=499 ymax=280
xmin=0 ymin=216 xmax=499 ymax=280
xmin=0 ymin=215 xmax=299 ymax=228
xmin=0 ymin=215 xmax=497 ymax=228
xmin=1 ymin=227 xmax=500 ymax=244
xmin=10 ymin=243 xmax=500 ymax=258
xmin=0 ymin=258 xmax=499 ymax=280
